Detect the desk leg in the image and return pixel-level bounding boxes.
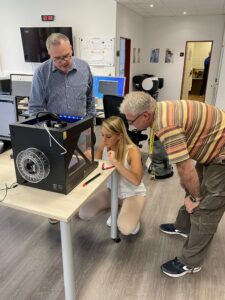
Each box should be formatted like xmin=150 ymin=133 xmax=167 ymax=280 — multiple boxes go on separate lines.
xmin=110 ymin=171 xmax=119 ymax=241
xmin=60 ymin=221 xmax=75 ymax=300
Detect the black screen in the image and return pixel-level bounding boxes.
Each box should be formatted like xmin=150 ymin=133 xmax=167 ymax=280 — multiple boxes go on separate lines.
xmin=0 ymin=79 xmax=11 ymax=95
xmin=20 ymin=27 xmax=73 ymax=63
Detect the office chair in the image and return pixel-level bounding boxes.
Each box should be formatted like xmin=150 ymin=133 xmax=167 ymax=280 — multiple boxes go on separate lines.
xmin=103 ymin=94 xmax=148 ymax=148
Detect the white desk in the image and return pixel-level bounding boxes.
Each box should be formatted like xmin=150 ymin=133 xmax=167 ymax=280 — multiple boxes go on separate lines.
xmin=0 ymin=151 xmax=118 ymax=300
xmin=95 ymin=101 xmax=104 ymax=111
xmin=95 ymin=100 xmax=105 ymax=125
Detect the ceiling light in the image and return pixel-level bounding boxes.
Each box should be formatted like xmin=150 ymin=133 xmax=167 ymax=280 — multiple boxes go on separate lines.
xmin=150 ymin=4 xmax=154 ymax=8
xmin=183 ymin=11 xmax=187 ymax=15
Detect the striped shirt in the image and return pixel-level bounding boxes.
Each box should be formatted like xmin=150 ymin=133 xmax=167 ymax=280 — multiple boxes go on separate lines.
xmin=29 ymin=57 xmax=96 ymax=117
xmin=154 ymin=100 xmax=225 ymax=164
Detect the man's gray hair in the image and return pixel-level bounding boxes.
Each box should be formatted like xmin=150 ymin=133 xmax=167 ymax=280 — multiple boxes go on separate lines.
xmin=120 ymin=91 xmax=156 ymax=116
xmin=46 ymin=33 xmax=71 ymax=51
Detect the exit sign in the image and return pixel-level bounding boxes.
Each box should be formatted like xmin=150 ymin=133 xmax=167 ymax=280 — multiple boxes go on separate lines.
xmin=41 ymin=15 xmax=55 ymax=21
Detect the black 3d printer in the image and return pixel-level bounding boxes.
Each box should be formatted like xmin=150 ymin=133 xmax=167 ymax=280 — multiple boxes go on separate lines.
xmin=9 ymin=113 xmax=98 ymax=194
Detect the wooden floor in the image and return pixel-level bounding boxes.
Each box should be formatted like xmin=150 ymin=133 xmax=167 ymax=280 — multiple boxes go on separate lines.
xmin=0 ymin=128 xmax=225 ymax=300
xmin=188 ymin=93 xmax=205 ymax=103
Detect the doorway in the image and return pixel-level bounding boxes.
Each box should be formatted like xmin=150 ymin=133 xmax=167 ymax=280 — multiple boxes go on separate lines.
xmin=119 ymin=37 xmax=131 ymax=94
xmin=180 ymin=41 xmax=213 ymax=102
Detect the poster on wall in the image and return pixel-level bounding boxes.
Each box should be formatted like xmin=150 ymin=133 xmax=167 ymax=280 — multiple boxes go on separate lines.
xmin=133 ymin=48 xmax=136 ymax=63
xmin=165 ymin=48 xmax=174 ymax=63
xmin=79 ymin=37 xmax=115 ymax=66
xmin=150 ymin=48 xmax=159 ymax=63
xmin=137 ymin=48 xmax=141 ymax=63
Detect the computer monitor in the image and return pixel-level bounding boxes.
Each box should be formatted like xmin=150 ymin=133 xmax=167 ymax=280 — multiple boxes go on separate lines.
xmin=20 ymin=27 xmax=73 ymax=63
xmin=0 ymin=78 xmax=11 ymax=95
xmin=93 ymin=76 xmax=126 ymax=99
xmin=10 ymin=74 xmax=33 ymax=97
xmin=0 ymin=95 xmax=17 ymax=141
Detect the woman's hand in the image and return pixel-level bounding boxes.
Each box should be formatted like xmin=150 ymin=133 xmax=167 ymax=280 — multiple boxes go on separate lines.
xmin=108 ymin=150 xmax=117 ymax=165
xmin=84 ymin=149 xmax=92 ymax=160
xmin=107 ymin=147 xmax=142 ymax=186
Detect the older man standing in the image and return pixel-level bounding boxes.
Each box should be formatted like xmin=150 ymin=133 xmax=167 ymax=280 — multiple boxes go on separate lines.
xmin=29 ymin=33 xmax=96 ymax=225
xmin=29 ymin=33 xmax=95 ymax=117
xmin=120 ymin=91 xmax=225 ymax=277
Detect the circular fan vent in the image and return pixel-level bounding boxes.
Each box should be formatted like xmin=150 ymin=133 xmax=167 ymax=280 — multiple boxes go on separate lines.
xmin=16 ymin=148 xmax=50 ymax=183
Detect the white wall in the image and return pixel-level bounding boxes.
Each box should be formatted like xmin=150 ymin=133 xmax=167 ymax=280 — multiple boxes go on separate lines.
xmin=116 ymin=3 xmax=144 ymax=90
xmin=0 ymin=0 xmax=116 ymax=76
xmin=1 ymin=1 xmax=225 ymax=106
xmin=142 ymin=16 xmax=225 ymax=103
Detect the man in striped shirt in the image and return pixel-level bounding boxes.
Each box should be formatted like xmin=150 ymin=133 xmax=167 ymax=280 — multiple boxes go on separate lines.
xmin=29 ymin=33 xmax=95 ymax=117
xmin=120 ymin=91 xmax=225 ymax=277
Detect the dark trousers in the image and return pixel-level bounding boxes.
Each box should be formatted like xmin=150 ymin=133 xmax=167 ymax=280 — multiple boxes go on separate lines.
xmin=175 ymin=158 xmax=225 ymax=267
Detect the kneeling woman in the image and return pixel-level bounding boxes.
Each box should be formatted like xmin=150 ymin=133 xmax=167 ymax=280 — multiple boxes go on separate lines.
xmin=79 ymin=116 xmax=146 ymax=235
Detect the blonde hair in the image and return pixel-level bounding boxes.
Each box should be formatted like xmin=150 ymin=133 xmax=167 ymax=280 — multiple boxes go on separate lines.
xmin=102 ymin=116 xmax=136 ymax=163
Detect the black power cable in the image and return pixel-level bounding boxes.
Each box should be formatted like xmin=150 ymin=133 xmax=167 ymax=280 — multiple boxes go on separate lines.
xmin=0 ymin=183 xmax=18 ymax=202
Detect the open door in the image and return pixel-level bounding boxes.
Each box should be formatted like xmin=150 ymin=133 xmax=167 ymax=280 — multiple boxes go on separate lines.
xmin=119 ymin=37 xmax=131 ymax=94
xmin=180 ymin=41 xmax=213 ymax=102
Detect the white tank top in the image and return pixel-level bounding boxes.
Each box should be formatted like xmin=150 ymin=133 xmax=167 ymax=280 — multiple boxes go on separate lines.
xmin=102 ymin=147 xmax=146 ymax=199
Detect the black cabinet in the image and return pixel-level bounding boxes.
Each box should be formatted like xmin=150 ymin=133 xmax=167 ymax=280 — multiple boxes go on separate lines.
xmin=190 ymin=78 xmax=203 ymax=95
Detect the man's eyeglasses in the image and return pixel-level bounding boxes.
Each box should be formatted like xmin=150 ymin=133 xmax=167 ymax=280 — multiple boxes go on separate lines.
xmin=127 ymin=112 xmax=145 ymax=125
xmin=53 ymin=53 xmax=72 ymax=63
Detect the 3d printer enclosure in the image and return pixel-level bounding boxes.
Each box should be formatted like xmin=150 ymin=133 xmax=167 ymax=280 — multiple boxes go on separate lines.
xmin=9 ymin=114 xmax=98 ymax=194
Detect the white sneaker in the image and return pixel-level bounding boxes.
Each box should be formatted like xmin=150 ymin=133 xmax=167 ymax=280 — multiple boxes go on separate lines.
xmin=106 ymin=216 xmax=140 ymax=235
xmin=106 ymin=215 xmax=111 ymax=227
xmin=131 ymin=222 xmax=140 ymax=235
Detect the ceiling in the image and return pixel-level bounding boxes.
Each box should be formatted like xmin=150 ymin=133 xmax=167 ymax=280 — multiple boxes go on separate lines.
xmin=116 ymin=0 xmax=225 ymax=17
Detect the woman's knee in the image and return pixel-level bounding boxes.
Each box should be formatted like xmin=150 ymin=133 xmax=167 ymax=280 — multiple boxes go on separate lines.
xmin=78 ymin=208 xmax=93 ymax=221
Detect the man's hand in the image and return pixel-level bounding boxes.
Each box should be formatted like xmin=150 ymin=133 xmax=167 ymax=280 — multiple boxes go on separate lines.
xmin=176 ymin=159 xmax=201 ymax=201
xmin=184 ymin=196 xmax=200 ymax=214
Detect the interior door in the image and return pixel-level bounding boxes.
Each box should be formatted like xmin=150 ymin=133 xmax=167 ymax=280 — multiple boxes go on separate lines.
xmin=119 ymin=37 xmax=131 ymax=94
xmin=181 ymin=41 xmax=213 ymax=102
xmin=181 ymin=43 xmax=194 ymax=99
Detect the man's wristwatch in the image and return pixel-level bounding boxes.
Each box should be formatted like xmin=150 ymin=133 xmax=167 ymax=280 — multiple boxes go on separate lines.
xmin=189 ymin=195 xmax=201 ymax=203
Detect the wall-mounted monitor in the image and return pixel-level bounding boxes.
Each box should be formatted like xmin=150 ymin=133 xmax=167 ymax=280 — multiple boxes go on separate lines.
xmin=93 ymin=76 xmax=126 ymax=99
xmin=20 ymin=27 xmax=73 ymax=63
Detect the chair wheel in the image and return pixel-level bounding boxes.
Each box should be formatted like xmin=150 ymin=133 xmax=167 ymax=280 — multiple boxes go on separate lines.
xmin=112 ymin=237 xmax=121 ymax=243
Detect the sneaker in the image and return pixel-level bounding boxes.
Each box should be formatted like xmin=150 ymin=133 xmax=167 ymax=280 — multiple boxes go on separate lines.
xmin=160 ymin=223 xmax=188 ymax=238
xmin=48 ymin=218 xmax=59 ymax=224
xmin=106 ymin=216 xmax=140 ymax=235
xmin=131 ymin=222 xmax=140 ymax=235
xmin=161 ymin=257 xmax=202 ymax=277
xmin=106 ymin=215 xmax=111 ymax=227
